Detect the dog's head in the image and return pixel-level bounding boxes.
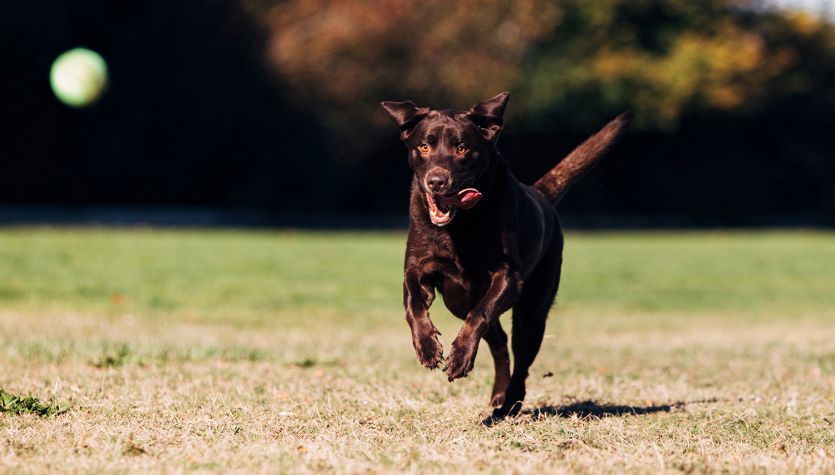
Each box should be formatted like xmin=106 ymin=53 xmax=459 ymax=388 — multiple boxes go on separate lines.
xmin=380 ymin=92 xmax=509 ymax=226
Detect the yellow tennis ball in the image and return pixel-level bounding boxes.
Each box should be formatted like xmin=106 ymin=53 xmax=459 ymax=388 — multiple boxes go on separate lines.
xmin=50 ymin=48 xmax=108 ymax=107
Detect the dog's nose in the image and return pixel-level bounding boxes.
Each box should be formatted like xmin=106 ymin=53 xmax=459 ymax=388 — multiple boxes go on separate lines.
xmin=426 ymin=173 xmax=448 ymax=192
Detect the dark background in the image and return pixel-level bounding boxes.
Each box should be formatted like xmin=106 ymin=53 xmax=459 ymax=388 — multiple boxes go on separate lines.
xmin=2 ymin=0 xmax=834 ymax=226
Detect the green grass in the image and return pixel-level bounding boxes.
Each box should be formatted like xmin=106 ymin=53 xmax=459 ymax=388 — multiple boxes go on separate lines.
xmin=0 ymin=227 xmax=833 ymax=472
xmin=2 ymin=228 xmax=833 ymax=320
xmin=0 ymin=389 xmax=65 ymax=417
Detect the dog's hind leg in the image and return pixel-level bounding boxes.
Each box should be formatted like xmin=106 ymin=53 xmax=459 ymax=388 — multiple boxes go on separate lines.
xmin=492 ymin=249 xmax=562 ymax=419
xmin=483 ymin=321 xmax=510 ymax=407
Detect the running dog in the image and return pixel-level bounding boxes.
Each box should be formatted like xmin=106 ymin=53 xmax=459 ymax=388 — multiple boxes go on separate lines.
xmin=381 ymin=92 xmax=631 ymax=418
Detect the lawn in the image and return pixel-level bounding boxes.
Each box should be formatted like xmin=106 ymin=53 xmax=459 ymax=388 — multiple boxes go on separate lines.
xmin=0 ymin=228 xmax=833 ymax=473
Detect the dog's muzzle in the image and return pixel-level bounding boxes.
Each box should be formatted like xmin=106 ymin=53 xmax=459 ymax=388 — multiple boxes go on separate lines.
xmin=424 ymin=188 xmax=482 ymax=226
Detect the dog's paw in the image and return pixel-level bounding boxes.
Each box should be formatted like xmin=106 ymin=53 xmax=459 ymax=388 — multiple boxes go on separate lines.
xmin=443 ymin=336 xmax=477 ymax=381
xmin=414 ymin=333 xmax=444 ymax=369
xmin=490 ymin=399 xmax=523 ymax=420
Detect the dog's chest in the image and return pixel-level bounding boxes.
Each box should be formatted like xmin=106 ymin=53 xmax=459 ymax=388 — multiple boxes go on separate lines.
xmin=433 ymin=264 xmax=480 ymax=319
xmin=425 ymin=235 xmax=499 ymax=318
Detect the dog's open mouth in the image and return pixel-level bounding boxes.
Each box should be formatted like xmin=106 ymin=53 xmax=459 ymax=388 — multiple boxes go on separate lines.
xmin=424 ymin=188 xmax=482 ymax=227
xmin=425 ymin=191 xmax=457 ymax=226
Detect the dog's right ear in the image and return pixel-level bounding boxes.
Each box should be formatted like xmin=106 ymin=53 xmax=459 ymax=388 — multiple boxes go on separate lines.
xmin=380 ymin=100 xmax=429 ymax=141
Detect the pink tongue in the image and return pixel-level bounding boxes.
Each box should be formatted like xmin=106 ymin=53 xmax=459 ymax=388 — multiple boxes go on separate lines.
xmin=440 ymin=188 xmax=482 ymax=210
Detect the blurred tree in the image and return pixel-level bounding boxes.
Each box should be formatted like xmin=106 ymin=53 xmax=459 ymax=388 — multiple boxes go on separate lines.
xmin=2 ymin=0 xmax=833 ymax=221
xmin=241 ymin=0 xmax=835 ymax=220
xmin=245 ymin=0 xmax=560 ymax=134
xmin=242 ymin=0 xmax=828 ymax=132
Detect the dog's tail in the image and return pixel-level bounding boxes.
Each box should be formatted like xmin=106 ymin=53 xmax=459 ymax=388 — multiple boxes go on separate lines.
xmin=532 ymin=111 xmax=633 ymax=205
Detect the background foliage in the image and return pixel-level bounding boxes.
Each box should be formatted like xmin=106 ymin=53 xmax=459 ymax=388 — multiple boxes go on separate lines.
xmin=3 ymin=0 xmax=834 ymax=222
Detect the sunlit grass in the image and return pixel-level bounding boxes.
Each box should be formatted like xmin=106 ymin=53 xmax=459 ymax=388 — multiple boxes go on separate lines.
xmin=0 ymin=228 xmax=833 ymax=472
xmin=2 ymin=228 xmax=833 ymax=321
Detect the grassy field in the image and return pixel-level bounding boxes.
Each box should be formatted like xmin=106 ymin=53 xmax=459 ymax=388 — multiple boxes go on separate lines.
xmin=0 ymin=228 xmax=833 ymax=473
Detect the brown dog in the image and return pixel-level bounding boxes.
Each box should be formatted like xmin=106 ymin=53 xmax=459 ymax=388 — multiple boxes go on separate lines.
xmin=381 ymin=92 xmax=631 ymax=419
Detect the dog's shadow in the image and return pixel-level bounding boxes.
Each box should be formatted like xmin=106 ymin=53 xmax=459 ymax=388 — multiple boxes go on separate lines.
xmin=528 ymin=399 xmax=685 ymax=418
xmin=483 ymin=398 xmax=717 ymax=426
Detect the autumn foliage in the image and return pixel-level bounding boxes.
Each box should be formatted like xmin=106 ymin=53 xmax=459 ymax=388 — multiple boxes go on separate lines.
xmin=245 ymin=0 xmax=835 ymax=133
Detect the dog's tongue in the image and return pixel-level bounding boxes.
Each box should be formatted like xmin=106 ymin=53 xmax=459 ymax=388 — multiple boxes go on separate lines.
xmin=439 ymin=188 xmax=482 ymax=210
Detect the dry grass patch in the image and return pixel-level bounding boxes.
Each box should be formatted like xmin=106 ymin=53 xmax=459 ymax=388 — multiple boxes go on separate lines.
xmin=1 ymin=229 xmax=834 ymax=472
xmin=1 ymin=310 xmax=833 ymax=473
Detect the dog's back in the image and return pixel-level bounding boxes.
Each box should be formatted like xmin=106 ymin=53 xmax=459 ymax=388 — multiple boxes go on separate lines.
xmin=499 ymin=111 xmax=633 ymax=279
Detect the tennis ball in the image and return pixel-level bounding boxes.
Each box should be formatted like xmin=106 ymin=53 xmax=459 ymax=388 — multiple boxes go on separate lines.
xmin=50 ymin=48 xmax=108 ymax=107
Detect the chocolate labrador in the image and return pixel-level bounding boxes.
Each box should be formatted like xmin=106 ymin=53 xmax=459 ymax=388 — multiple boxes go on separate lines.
xmin=381 ymin=92 xmax=631 ymax=419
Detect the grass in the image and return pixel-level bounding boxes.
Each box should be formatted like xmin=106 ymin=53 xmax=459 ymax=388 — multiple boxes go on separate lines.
xmin=0 ymin=227 xmax=833 ymax=473
xmin=0 ymin=389 xmax=65 ymax=417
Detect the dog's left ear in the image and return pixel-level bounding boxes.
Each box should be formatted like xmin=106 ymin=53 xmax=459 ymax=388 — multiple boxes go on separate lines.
xmin=467 ymin=91 xmax=510 ymax=142
xmin=380 ymin=100 xmax=429 ymax=141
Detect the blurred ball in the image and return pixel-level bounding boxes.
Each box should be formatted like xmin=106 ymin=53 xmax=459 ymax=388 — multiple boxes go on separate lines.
xmin=50 ymin=48 xmax=108 ymax=107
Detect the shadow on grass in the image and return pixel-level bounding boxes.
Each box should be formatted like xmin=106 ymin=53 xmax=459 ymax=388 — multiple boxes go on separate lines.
xmin=483 ymin=398 xmax=718 ymax=426
xmin=529 ymin=399 xmax=684 ymax=418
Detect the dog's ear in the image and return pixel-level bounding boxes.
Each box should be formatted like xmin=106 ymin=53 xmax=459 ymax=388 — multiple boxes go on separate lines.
xmin=467 ymin=91 xmax=510 ymax=142
xmin=380 ymin=100 xmax=429 ymax=141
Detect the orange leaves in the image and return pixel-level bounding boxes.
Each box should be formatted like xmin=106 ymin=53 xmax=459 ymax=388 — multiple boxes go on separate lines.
xmin=242 ymin=0 xmax=835 ymax=136
xmin=251 ymin=0 xmax=560 ymax=116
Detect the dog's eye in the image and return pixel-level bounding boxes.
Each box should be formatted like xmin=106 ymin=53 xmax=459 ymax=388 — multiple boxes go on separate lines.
xmin=456 ymin=144 xmax=469 ymax=155
xmin=418 ymin=143 xmax=430 ymax=153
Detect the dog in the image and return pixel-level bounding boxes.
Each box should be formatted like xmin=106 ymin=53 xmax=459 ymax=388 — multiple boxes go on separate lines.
xmin=380 ymin=92 xmax=631 ymax=419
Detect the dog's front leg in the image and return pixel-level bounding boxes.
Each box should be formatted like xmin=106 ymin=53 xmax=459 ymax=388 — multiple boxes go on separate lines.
xmin=403 ymin=268 xmax=444 ymax=369
xmin=444 ymin=266 xmax=522 ymax=381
